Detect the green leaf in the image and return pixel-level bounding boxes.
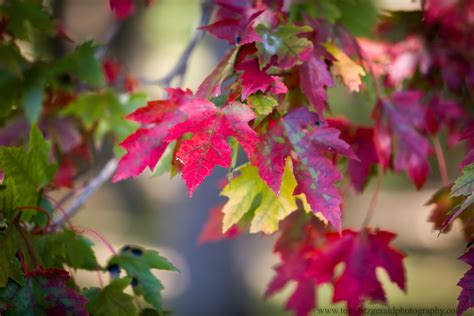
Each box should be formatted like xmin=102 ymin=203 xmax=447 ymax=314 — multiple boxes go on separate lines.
xmin=35 ymin=230 xmax=100 ymax=271
xmin=0 ymin=228 xmax=23 ymax=287
xmin=84 ymin=278 xmax=138 ymax=316
xmin=21 ymin=67 xmax=49 ymax=123
xmin=4 ymin=0 xmax=55 ymax=40
xmin=247 ymin=93 xmax=278 ymax=115
xmin=0 ymin=178 xmax=18 ymax=221
xmin=62 ymin=91 xmax=139 ymax=146
xmin=0 ymin=70 xmax=22 ymax=120
xmin=335 ymin=0 xmax=378 ymax=37
xmin=25 ymin=196 xmax=54 ymax=228
xmin=451 ymin=164 xmax=474 ymax=197
xmin=107 ymin=246 xmax=178 ymax=311
xmin=0 ymin=126 xmax=57 ymax=208
xmin=221 ymin=159 xmax=298 ymax=234
xmin=54 ymin=42 xmax=104 ymax=86
xmin=0 ymin=43 xmax=25 ymax=78
xmin=256 ymin=24 xmax=313 ymax=69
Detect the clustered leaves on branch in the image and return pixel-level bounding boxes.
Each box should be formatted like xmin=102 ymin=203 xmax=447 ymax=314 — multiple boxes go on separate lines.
xmin=0 ymin=0 xmax=473 ymax=315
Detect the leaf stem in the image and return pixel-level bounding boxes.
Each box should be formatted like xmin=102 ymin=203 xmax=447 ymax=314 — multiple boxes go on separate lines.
xmin=361 ymin=173 xmax=383 ymax=228
xmin=75 ymin=227 xmax=117 ymax=256
xmin=432 ymin=136 xmax=450 ymax=186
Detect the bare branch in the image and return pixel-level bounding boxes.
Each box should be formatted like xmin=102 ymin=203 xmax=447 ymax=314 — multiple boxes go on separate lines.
xmin=52 ymin=159 xmax=118 ymax=228
xmin=138 ymin=1 xmax=214 ymax=87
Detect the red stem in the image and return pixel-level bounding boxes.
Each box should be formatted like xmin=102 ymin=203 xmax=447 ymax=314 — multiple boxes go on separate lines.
xmin=432 ymin=136 xmax=450 ymax=186
xmin=96 ymin=269 xmax=104 ymax=289
xmin=17 ymin=250 xmax=30 ymax=276
xmin=44 ymin=194 xmax=75 ymax=230
xmin=15 ymin=206 xmax=52 ymax=232
xmin=75 ymin=227 xmax=117 ymax=256
xmin=361 ymin=173 xmax=383 ymax=228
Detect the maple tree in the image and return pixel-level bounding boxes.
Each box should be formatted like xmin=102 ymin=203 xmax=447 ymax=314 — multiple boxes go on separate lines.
xmin=0 ymin=0 xmax=473 ymax=315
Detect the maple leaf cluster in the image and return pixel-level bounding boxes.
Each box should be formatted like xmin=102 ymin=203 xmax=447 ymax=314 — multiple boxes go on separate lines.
xmin=112 ymin=1 xmax=474 ymax=315
xmin=0 ymin=0 xmax=473 ymax=315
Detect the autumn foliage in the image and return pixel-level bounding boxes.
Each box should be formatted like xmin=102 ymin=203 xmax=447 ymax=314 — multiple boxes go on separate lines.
xmin=0 ymin=0 xmax=473 ymax=315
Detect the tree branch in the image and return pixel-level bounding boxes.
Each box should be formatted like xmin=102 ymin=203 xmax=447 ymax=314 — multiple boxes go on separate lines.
xmin=52 ymin=159 xmax=118 ymax=228
xmin=138 ymin=1 xmax=214 ymax=87
xmin=52 ymin=1 xmax=214 ymax=228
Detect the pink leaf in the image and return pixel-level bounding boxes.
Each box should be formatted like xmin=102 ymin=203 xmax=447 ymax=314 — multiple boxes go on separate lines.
xmin=328 ymin=118 xmax=378 ymax=192
xmin=457 ymin=248 xmax=474 ymax=316
xmin=199 ymin=1 xmax=263 ymax=45
xmin=373 ymin=91 xmax=432 ymax=189
xmin=300 ymin=55 xmax=334 ymax=116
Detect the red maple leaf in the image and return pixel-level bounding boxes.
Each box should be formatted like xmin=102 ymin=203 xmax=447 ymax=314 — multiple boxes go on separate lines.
xmin=199 ymin=0 xmax=263 ymax=45
xmin=457 ymin=248 xmax=474 ymax=316
xmin=236 ymin=58 xmax=274 ymax=100
xmin=198 ymin=205 xmax=240 ymax=244
xmin=372 ymin=91 xmax=432 ymax=189
xmin=266 ymin=213 xmax=326 ymax=316
xmin=164 ymin=101 xmax=257 ymax=196
xmin=299 ymin=54 xmax=334 ymax=116
xmin=109 ymin=0 xmax=135 ymax=19
xmin=309 ymin=229 xmax=406 ymax=316
xmin=52 ymin=157 xmax=75 ymax=188
xmin=459 ymin=125 xmax=474 ymax=169
xmin=328 ymin=118 xmax=378 ymax=192
xmin=113 ymin=88 xmax=193 ymax=182
xmin=251 ymin=107 xmax=355 ymax=231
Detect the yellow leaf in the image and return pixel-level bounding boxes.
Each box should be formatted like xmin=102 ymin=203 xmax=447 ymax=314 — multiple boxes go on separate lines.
xmin=221 ymin=159 xmax=298 ymax=234
xmin=326 ymin=43 xmax=366 ymax=92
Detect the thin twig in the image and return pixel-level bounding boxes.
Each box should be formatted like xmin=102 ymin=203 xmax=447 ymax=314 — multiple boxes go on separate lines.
xmin=52 ymin=159 xmax=118 ymax=228
xmin=138 ymin=1 xmax=214 ymax=87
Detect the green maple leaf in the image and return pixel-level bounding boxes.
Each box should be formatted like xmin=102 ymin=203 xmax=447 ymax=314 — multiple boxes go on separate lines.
xmin=451 ymin=164 xmax=474 ymax=198
xmin=247 ymin=93 xmax=278 ymax=116
xmin=84 ymin=278 xmax=138 ymax=316
xmin=35 ymin=230 xmax=100 ymax=271
xmin=62 ymin=91 xmax=146 ymax=149
xmin=107 ymin=246 xmax=178 ymax=311
xmin=3 ymin=0 xmax=55 ymax=40
xmin=0 ymin=178 xmax=18 ymax=221
xmin=256 ymin=23 xmax=313 ymax=69
xmin=0 ymin=228 xmax=23 ymax=288
xmin=0 ymin=125 xmax=57 ymax=209
xmin=54 ymin=41 xmax=104 ymax=86
xmin=446 ymin=164 xmax=474 ymax=227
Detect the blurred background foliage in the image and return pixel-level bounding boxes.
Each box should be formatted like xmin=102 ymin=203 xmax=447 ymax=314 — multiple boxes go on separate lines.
xmin=54 ymin=0 xmax=467 ymax=314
